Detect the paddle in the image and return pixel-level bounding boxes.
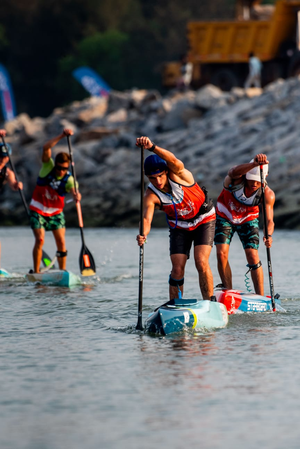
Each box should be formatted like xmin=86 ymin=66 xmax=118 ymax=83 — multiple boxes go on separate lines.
xmin=0 ymin=133 xmax=54 ymax=268
xmin=260 ymin=164 xmax=276 ymax=311
xmin=66 ymin=135 xmax=96 ymax=276
xmin=136 ymin=145 xmax=145 ymax=331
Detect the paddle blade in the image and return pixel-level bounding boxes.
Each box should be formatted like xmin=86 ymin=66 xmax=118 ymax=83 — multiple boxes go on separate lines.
xmin=79 ymin=245 xmax=96 ymax=276
xmin=41 ymin=250 xmax=55 ymax=269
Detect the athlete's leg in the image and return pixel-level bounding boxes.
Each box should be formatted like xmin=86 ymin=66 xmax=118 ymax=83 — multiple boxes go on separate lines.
xmin=33 ymin=228 xmax=45 ymax=273
xmin=169 ymin=253 xmax=187 ymax=300
xmin=214 ymin=216 xmax=234 ymax=289
xmin=194 ymin=244 xmax=214 ymax=299
xmin=216 ymin=243 xmax=232 ymax=289
xmin=245 ymin=248 xmax=264 ymax=295
xmin=237 ymin=219 xmax=262 ymax=294
xmin=52 ymin=227 xmax=67 ymax=270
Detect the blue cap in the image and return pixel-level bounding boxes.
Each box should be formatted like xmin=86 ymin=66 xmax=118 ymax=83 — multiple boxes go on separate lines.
xmin=0 ymin=143 xmax=11 ymax=157
xmin=144 ymin=155 xmax=167 ymax=176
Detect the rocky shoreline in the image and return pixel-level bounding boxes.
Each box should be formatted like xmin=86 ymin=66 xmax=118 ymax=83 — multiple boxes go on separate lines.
xmin=1 ymin=77 xmax=300 ymax=228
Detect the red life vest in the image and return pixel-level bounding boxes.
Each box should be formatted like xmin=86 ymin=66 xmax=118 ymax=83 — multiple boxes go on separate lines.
xmin=149 ymin=178 xmax=216 ymax=231
xmin=30 ymin=168 xmax=71 ymax=217
xmin=216 ymin=182 xmax=261 ymax=225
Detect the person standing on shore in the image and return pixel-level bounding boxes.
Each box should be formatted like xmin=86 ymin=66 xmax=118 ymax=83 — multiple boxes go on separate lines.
xmin=244 ymin=52 xmax=262 ymax=88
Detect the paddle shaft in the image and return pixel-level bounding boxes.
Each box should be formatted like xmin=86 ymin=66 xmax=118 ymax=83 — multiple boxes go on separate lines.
xmin=136 ymin=145 xmax=144 ymax=330
xmin=66 ymin=135 xmax=96 ymax=275
xmin=260 ymin=165 xmax=276 ymax=311
xmin=66 ymin=141 xmax=86 ymax=242
xmin=66 ymin=136 xmax=84 ymax=230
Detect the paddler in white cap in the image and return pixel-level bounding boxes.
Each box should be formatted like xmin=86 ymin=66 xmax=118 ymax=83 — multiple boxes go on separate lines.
xmin=214 ymin=153 xmax=275 ymax=295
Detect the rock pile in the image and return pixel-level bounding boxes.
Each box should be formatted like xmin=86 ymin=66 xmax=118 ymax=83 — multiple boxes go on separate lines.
xmin=1 ymin=77 xmax=300 ymax=228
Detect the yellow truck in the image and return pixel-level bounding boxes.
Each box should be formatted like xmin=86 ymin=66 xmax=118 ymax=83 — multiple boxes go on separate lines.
xmin=163 ymin=0 xmax=300 ymax=90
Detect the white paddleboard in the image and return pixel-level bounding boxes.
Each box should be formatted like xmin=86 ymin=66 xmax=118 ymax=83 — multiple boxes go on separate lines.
xmin=25 ymin=269 xmax=81 ymax=287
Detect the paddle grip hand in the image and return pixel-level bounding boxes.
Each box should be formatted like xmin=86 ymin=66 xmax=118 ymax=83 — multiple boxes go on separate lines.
xmin=263 ymin=235 xmax=272 ymax=248
xmin=12 ymin=181 xmax=23 ymax=191
xmin=136 ymin=136 xmax=153 ymax=151
xmin=254 ymin=153 xmax=269 ymax=166
xmin=63 ymin=128 xmax=74 ymax=137
xmin=0 ymin=129 xmax=6 ymax=137
xmin=72 ymin=190 xmax=81 ymax=202
xmin=136 ymin=234 xmax=147 ymax=246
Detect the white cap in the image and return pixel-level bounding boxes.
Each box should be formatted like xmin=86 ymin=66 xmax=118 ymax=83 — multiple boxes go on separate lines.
xmin=246 ymin=159 xmax=268 ymax=182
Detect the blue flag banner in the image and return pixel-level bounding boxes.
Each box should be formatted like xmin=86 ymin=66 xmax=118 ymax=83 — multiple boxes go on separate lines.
xmin=72 ymin=67 xmax=111 ymax=97
xmin=0 ymin=64 xmax=16 ymax=121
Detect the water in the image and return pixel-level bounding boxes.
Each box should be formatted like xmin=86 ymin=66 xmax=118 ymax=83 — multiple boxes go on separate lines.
xmin=0 ymin=226 xmax=299 ymax=449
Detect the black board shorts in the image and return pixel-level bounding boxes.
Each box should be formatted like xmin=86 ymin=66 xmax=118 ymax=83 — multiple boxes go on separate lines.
xmin=169 ymin=220 xmax=216 ymax=258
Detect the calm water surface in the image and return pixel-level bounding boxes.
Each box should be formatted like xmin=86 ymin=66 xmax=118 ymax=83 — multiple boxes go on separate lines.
xmin=0 ymin=227 xmax=299 ymax=449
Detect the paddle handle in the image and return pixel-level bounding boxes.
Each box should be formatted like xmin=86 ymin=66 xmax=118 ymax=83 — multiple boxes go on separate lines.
xmin=136 ymin=145 xmax=145 ymax=330
xmin=260 ymin=165 xmax=276 ymax=311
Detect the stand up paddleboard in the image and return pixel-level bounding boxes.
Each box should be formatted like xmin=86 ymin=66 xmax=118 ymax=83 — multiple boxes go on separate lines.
xmin=145 ymin=298 xmax=228 ymax=335
xmin=0 ymin=268 xmax=10 ymax=277
xmin=25 ymin=269 xmax=81 ymax=287
xmin=214 ymin=288 xmax=285 ymax=314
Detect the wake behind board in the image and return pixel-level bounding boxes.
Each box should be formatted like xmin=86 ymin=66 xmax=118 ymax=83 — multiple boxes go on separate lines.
xmin=214 ymin=288 xmax=285 ymax=314
xmin=145 ymin=298 xmax=228 ymax=336
xmin=25 ymin=269 xmax=81 ymax=287
xmin=0 ymin=268 xmax=10 ymax=277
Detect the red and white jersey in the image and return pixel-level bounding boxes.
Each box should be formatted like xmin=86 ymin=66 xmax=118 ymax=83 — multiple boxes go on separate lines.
xmin=149 ymin=178 xmax=215 ymax=231
xmin=30 ymin=167 xmax=71 ymax=217
xmin=216 ymin=183 xmax=260 ymax=225
xmin=30 ymin=185 xmax=66 ymax=216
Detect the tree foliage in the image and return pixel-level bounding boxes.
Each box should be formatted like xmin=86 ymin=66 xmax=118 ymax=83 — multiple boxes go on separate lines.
xmin=0 ymin=0 xmax=272 ymax=117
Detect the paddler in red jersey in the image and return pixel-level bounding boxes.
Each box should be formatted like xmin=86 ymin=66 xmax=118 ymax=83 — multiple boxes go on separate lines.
xmin=214 ymin=153 xmax=275 ymax=295
xmin=29 ymin=128 xmax=81 ymax=273
xmin=136 ymin=136 xmax=216 ymax=301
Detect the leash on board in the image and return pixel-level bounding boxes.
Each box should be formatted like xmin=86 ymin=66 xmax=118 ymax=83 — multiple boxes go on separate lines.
xmin=0 ymin=131 xmax=55 ymax=269
xmin=66 ymin=135 xmax=96 ymax=276
xmin=136 ymin=144 xmax=145 ymax=331
xmin=260 ymin=164 xmax=276 ymax=312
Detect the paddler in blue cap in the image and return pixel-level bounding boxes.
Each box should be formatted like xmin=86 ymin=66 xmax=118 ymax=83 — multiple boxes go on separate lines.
xmin=214 ymin=153 xmax=275 ymax=295
xmin=136 ymin=136 xmax=216 ymax=301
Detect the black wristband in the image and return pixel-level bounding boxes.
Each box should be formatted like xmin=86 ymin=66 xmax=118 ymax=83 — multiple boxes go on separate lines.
xmin=148 ymin=142 xmax=156 ymax=152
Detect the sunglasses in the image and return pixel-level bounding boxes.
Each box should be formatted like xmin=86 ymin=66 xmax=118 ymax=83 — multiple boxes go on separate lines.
xmin=55 ymin=164 xmax=69 ymax=172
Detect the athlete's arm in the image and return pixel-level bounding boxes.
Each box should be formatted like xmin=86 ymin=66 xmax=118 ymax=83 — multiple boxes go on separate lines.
xmin=42 ymin=128 xmax=73 ymax=163
xmin=263 ymin=186 xmax=275 ymax=248
xmin=6 ymin=167 xmax=23 ymax=191
xmin=136 ymin=190 xmax=159 ymax=246
xmin=136 ymin=136 xmax=194 ymax=185
xmin=226 ymin=154 xmax=269 ymax=186
xmin=69 ymin=187 xmax=81 ymax=202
